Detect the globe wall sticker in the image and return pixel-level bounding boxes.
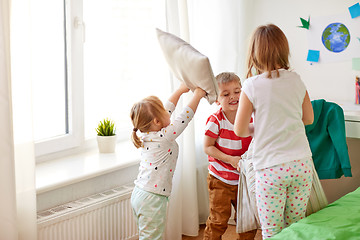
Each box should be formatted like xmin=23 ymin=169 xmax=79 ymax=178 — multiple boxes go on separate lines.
xmin=321 ymin=22 xmax=351 ymax=53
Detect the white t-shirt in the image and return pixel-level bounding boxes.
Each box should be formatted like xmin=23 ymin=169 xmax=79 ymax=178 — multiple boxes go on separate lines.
xmin=241 ymin=69 xmax=312 ymax=170
xmin=134 ymin=101 xmax=194 ymax=197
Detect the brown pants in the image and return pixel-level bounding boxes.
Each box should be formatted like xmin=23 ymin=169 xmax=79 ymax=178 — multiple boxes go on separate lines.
xmin=203 ymin=174 xmax=257 ymax=240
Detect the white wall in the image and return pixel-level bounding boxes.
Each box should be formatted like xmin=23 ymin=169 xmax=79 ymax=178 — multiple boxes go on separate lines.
xmin=250 ymin=0 xmax=360 ymax=202
xmin=191 ymin=0 xmax=360 ymax=205
xmin=249 ymin=0 xmax=359 ymax=102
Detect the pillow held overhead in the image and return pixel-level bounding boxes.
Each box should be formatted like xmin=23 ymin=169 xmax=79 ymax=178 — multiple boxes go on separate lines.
xmin=156 ymin=28 xmax=218 ymax=104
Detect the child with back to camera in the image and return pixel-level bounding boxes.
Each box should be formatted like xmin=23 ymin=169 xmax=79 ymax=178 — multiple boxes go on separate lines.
xmin=203 ymin=72 xmax=258 ymax=240
xmin=130 ymin=83 xmax=206 ymax=240
xmin=233 ymin=24 xmax=314 ymax=239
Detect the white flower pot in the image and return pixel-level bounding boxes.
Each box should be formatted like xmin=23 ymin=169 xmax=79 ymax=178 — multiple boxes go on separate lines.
xmin=97 ymin=135 xmax=117 ymax=153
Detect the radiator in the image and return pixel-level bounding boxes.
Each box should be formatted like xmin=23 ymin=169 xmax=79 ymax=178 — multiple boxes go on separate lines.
xmin=37 ymin=184 xmax=138 ymax=240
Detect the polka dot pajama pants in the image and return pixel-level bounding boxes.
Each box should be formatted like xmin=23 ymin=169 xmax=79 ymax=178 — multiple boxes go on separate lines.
xmin=255 ymin=158 xmax=313 ymax=239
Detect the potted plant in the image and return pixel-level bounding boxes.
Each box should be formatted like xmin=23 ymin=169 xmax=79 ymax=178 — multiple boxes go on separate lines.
xmin=96 ymin=118 xmax=117 ymax=153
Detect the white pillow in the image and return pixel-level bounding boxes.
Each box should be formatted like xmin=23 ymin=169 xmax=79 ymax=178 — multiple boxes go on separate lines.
xmin=156 ymin=28 xmax=218 ymax=104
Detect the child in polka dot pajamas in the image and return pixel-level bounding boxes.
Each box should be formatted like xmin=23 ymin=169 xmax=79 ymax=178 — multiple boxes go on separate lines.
xmin=234 ymin=24 xmax=314 ymax=239
xmin=130 ymin=83 xmax=206 ymax=240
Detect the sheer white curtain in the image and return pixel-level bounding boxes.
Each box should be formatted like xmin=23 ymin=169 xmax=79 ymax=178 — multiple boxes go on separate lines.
xmin=190 ymin=0 xmax=254 ymax=226
xmin=0 ymin=0 xmax=38 ymax=239
xmin=164 ymin=0 xmax=201 ymax=239
xmin=164 ymin=0 xmax=253 ymax=238
xmin=0 ymin=1 xmax=17 ymax=239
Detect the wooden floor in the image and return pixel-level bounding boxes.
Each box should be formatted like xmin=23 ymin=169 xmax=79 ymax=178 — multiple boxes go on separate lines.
xmin=182 ymin=224 xmax=262 ymax=240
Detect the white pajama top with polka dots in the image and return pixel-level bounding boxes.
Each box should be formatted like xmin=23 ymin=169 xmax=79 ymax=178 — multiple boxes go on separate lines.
xmin=134 ymin=101 xmax=194 ymax=197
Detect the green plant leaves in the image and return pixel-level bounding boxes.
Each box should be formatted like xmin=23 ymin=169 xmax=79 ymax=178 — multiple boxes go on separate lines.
xmin=96 ymin=118 xmax=116 ymax=136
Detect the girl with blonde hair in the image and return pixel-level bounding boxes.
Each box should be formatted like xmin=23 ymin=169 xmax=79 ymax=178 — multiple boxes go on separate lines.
xmin=234 ymin=24 xmax=314 ymax=239
xmin=130 ymin=83 xmax=206 ymax=239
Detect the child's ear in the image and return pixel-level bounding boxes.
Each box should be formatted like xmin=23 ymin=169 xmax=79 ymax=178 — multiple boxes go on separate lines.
xmin=215 ymin=100 xmax=220 ymax=106
xmin=153 ymin=118 xmax=162 ymax=126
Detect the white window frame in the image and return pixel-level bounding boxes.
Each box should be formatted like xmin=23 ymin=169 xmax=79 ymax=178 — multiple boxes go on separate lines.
xmin=34 ymin=0 xmax=168 ymax=161
xmin=35 ymin=0 xmax=84 ymax=158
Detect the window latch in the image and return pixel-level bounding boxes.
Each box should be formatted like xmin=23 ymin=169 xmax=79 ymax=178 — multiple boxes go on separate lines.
xmin=74 ymin=17 xmax=86 ymax=42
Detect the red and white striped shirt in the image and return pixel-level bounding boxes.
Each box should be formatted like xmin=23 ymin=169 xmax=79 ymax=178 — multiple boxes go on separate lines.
xmin=205 ymin=108 xmax=252 ymax=185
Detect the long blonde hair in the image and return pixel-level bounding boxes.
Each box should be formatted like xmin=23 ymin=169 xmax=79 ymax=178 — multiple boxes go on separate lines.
xmin=246 ymin=24 xmax=290 ymax=79
xmin=130 ymin=96 xmax=167 ymax=148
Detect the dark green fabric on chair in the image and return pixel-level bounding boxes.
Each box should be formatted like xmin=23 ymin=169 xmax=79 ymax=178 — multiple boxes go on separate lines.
xmin=305 ymin=99 xmax=351 ymax=179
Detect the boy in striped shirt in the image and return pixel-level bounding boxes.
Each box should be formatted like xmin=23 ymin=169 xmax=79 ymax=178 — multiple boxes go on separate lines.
xmin=203 ymin=72 xmax=257 ymax=240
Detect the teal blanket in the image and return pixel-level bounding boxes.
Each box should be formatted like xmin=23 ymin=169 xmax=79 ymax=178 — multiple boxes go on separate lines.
xmin=271 ymin=187 xmax=360 ymax=239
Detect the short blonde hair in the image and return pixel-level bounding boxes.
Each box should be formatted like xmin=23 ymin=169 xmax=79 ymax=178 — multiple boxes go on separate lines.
xmin=246 ymin=24 xmax=290 ymax=79
xmin=130 ymin=96 xmax=167 ymax=148
xmin=215 ymin=72 xmax=241 ymax=86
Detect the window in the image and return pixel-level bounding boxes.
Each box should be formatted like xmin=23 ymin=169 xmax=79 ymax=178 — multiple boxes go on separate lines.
xmin=12 ymin=0 xmax=170 ymax=160
xmin=31 ymin=0 xmax=68 ymax=142
xmin=82 ymin=0 xmax=169 ymax=140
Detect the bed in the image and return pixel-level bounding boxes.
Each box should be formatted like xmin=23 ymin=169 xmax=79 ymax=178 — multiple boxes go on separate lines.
xmin=271 ymin=186 xmax=360 ymax=239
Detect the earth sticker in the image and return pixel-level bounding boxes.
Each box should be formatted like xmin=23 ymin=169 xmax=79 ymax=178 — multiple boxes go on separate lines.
xmin=321 ymin=22 xmax=351 ymax=53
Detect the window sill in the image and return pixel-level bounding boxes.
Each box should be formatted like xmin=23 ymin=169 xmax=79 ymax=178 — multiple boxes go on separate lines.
xmin=36 ymin=140 xmax=140 ymax=194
